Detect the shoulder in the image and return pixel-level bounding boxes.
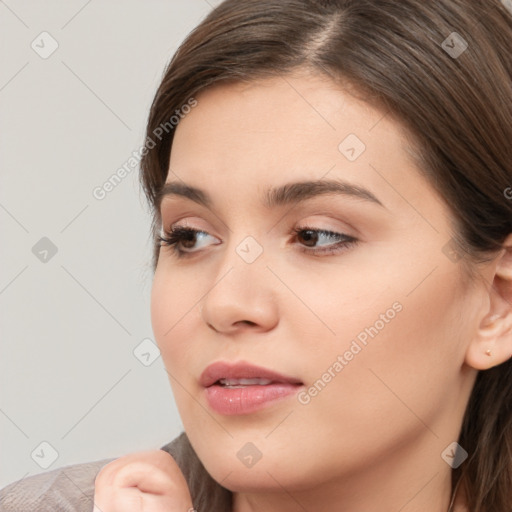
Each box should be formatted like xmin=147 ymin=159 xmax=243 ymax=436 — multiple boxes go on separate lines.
xmin=0 ymin=433 xmax=232 ymax=512
xmin=0 ymin=457 xmax=116 ymax=512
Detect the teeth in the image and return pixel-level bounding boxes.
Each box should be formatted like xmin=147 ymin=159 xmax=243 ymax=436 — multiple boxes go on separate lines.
xmin=219 ymin=378 xmax=273 ymax=387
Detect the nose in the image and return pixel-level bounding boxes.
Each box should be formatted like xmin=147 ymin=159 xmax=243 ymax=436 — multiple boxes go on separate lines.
xmin=201 ymin=237 xmax=279 ymax=335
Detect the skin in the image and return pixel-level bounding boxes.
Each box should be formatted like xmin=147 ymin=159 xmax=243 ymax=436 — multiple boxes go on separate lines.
xmin=93 ymin=451 xmax=194 ymax=512
xmin=148 ymin=69 xmax=512 ymax=512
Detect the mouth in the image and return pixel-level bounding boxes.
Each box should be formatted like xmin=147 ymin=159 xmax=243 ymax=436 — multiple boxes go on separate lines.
xmin=200 ymin=361 xmax=303 ymax=388
xmin=200 ymin=361 xmax=304 ymax=415
xmin=216 ymin=377 xmax=275 ymax=388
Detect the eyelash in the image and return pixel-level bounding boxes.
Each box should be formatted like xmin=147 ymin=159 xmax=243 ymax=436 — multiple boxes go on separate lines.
xmin=157 ymin=225 xmax=359 ymax=259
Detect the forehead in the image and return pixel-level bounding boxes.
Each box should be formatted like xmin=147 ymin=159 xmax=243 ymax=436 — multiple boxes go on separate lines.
xmin=164 ymin=73 xmax=441 ymax=222
xmin=172 ymin=74 xmax=377 ymax=157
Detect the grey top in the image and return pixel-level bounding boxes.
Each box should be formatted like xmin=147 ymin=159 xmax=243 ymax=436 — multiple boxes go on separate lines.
xmin=0 ymin=432 xmax=232 ymax=511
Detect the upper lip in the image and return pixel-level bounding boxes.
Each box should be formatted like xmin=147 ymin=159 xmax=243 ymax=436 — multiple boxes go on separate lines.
xmin=200 ymin=361 xmax=303 ymax=387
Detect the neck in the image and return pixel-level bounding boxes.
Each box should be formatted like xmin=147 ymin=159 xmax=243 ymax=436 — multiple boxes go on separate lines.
xmin=232 ymin=435 xmax=457 ymax=512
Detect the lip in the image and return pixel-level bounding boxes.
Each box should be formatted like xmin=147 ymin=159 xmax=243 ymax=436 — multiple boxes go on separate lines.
xmin=200 ymin=361 xmax=304 ymax=415
xmin=200 ymin=361 xmax=303 ymax=388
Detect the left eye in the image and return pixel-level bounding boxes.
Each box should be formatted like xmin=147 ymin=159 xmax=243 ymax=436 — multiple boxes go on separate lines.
xmin=158 ymin=225 xmax=359 ymax=258
xmin=291 ymin=226 xmax=359 ymax=256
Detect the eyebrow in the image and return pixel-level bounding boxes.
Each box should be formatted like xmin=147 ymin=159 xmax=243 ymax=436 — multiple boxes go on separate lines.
xmin=156 ymin=178 xmax=385 ymax=211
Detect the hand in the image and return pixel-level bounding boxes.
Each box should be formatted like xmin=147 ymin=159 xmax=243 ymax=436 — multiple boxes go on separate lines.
xmin=93 ymin=449 xmax=195 ymax=512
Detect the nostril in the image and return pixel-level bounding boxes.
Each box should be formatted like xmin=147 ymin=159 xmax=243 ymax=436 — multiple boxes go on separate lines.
xmin=238 ymin=320 xmax=256 ymax=327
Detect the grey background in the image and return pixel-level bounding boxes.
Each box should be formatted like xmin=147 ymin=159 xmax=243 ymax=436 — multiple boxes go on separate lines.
xmin=0 ymin=0 xmax=223 ymax=489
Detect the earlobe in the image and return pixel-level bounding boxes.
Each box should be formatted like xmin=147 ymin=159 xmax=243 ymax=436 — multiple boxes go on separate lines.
xmin=465 ymin=234 xmax=512 ymax=371
xmin=466 ymin=310 xmax=512 ymax=370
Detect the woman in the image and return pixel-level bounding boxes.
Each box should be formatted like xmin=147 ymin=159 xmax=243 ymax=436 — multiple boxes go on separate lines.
xmin=3 ymin=0 xmax=512 ymax=511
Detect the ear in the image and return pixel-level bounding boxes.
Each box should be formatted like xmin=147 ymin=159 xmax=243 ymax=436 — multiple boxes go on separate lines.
xmin=465 ymin=233 xmax=512 ymax=370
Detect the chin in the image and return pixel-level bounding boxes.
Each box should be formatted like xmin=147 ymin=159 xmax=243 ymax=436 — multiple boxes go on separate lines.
xmin=195 ymin=442 xmax=313 ymax=493
xmin=209 ymin=464 xmax=304 ymax=494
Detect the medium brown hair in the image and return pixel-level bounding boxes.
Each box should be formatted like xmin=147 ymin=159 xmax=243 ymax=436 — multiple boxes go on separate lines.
xmin=139 ymin=1 xmax=512 ymax=509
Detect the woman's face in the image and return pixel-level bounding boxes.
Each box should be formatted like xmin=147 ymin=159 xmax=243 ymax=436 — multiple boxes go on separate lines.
xmin=151 ymin=72 xmax=485 ymax=498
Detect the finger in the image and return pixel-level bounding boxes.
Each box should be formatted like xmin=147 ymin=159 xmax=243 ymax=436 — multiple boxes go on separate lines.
xmin=93 ymin=452 xmax=193 ymax=511
xmin=105 ymin=452 xmax=189 ymax=494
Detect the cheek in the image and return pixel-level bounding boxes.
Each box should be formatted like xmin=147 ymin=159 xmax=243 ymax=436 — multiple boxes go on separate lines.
xmin=287 ymin=233 xmax=465 ymax=355
xmin=264 ymin=264 xmax=470 ymax=480
xmin=283 ymin=244 xmax=470 ymax=420
xmin=316 ymin=265 xmax=469 ymax=425
xmin=150 ymin=271 xmax=206 ymax=426
xmin=150 ymin=269 xmax=196 ymax=364
xmin=150 ymin=270 xmax=171 ymax=346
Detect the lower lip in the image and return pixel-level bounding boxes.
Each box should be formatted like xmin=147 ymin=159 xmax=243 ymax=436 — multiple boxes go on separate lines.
xmin=204 ymin=383 xmax=302 ymax=415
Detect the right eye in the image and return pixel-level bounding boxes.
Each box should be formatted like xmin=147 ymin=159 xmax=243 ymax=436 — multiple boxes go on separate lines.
xmin=158 ymin=226 xmax=220 ymax=258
